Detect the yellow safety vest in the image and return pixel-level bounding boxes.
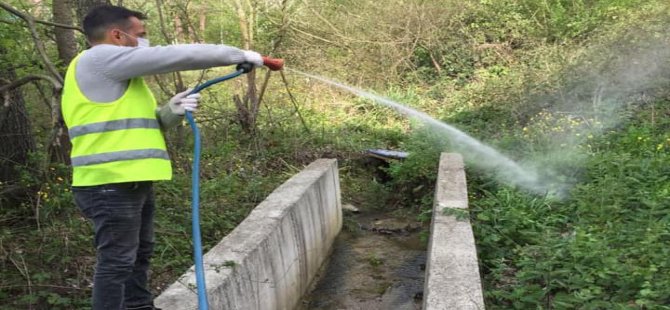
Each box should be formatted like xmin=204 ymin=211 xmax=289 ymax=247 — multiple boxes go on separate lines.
xmin=62 ymin=52 xmax=172 ymax=186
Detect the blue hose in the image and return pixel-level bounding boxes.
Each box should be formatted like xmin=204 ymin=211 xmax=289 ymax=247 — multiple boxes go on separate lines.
xmin=185 ymin=69 xmax=245 ymax=310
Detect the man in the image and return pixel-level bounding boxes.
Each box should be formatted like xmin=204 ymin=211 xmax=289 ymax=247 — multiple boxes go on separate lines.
xmin=61 ymin=5 xmax=263 ymax=310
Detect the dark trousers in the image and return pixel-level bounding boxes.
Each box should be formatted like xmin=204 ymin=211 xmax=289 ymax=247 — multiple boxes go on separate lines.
xmin=73 ymin=181 xmax=156 ymax=310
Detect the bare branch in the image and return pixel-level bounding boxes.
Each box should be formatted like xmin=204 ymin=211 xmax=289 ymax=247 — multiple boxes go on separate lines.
xmin=154 ymin=0 xmax=188 ymax=94
xmin=34 ymin=19 xmax=83 ymax=33
xmin=279 ymin=70 xmax=310 ymax=133
xmin=152 ymin=75 xmax=174 ymax=99
xmin=289 ymin=25 xmax=340 ymax=46
xmin=154 ymin=0 xmax=174 ymax=43
xmin=256 ymin=70 xmax=272 ymax=113
xmin=268 ymin=0 xmax=291 ymax=55
xmin=304 ymin=1 xmax=346 ymax=39
xmin=174 ymin=2 xmax=202 ymax=43
xmin=0 ymin=74 xmax=62 ymax=94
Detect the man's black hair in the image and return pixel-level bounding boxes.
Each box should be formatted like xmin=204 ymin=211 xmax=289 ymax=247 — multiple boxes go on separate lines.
xmin=83 ymin=5 xmax=146 ymax=42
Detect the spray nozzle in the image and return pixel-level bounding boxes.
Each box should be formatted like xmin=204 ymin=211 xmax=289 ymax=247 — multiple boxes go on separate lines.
xmin=262 ymin=56 xmax=284 ymax=71
xmin=235 ymin=57 xmax=284 ymax=73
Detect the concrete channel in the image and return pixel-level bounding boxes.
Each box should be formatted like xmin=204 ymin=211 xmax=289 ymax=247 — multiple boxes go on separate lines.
xmin=155 ymin=159 xmax=342 ymax=310
xmin=155 ymin=153 xmax=484 ymax=309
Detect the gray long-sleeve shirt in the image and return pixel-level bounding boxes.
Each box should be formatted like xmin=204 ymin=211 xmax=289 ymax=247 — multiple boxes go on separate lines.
xmin=75 ymin=43 xmax=248 ymax=127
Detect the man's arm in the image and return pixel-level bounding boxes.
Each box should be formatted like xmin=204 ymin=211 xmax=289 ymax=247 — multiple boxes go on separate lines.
xmin=74 ymin=43 xmax=256 ymax=127
xmin=88 ymin=43 xmax=254 ymax=81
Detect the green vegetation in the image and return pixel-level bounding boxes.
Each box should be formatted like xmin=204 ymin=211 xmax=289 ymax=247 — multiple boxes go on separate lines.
xmin=1 ymin=0 xmax=670 ymax=308
xmin=469 ymin=105 xmax=670 ymax=308
xmin=367 ymin=255 xmax=384 ymax=268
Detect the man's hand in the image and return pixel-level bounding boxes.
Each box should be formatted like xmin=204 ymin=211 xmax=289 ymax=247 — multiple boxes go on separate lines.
xmin=168 ymin=88 xmax=200 ymax=115
xmin=243 ymin=50 xmax=263 ymax=67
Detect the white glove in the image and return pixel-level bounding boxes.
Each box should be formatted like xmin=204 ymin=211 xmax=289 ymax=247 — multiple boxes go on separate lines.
xmin=243 ymin=50 xmax=264 ymax=67
xmin=168 ymin=88 xmax=200 ymax=115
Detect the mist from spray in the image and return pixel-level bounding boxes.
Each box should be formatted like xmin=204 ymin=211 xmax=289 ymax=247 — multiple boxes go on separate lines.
xmin=288 ymin=68 xmax=567 ymax=196
xmin=285 ymin=23 xmax=670 ymax=198
xmin=522 ymin=27 xmax=670 ymax=175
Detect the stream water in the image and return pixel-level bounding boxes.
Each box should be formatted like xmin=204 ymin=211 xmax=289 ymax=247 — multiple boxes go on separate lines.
xmin=297 ymin=211 xmax=426 ymax=310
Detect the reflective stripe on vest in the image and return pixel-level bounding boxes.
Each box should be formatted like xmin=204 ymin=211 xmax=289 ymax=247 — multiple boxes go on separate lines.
xmin=70 ymin=149 xmax=170 ymax=167
xmin=69 ymin=118 xmax=160 ymax=139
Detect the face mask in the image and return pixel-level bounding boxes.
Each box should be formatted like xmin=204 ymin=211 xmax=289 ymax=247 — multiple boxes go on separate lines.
xmin=119 ymin=30 xmax=149 ymax=47
xmin=137 ymin=37 xmax=150 ymax=48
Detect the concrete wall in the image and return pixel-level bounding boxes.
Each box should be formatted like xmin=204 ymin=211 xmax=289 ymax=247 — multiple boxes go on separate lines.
xmin=423 ymin=153 xmax=485 ymax=309
xmin=155 ymin=159 xmax=342 ymax=310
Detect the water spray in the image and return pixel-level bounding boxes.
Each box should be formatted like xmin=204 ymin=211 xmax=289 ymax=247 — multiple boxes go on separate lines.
xmin=287 ymin=68 xmax=567 ymax=196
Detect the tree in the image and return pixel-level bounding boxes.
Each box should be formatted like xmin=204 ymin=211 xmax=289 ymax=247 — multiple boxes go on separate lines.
xmin=0 ymin=1 xmax=67 ymax=199
xmin=230 ymin=0 xmax=276 ymax=134
xmin=0 ymin=47 xmax=37 ymax=198
xmin=53 ymin=0 xmax=77 ymax=65
xmin=230 ymin=0 xmax=257 ymax=133
xmin=48 ymin=0 xmax=80 ymax=164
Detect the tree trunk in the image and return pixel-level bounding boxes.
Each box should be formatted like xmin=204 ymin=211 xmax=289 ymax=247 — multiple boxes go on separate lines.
xmin=199 ymin=6 xmax=206 ymax=38
xmin=49 ymin=0 xmax=78 ymax=164
xmin=0 ymin=61 xmax=36 ymax=192
xmin=232 ymin=0 xmax=260 ymax=134
xmin=174 ymin=15 xmax=184 ymax=43
xmin=52 ymin=0 xmax=77 ymax=65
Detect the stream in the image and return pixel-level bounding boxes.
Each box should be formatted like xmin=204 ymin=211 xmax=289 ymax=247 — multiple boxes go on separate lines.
xmin=297 ymin=211 xmax=427 ymax=310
